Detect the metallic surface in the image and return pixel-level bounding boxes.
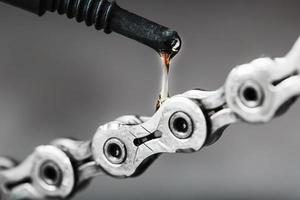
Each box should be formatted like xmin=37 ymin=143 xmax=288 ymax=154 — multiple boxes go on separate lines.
xmin=92 ymin=96 xmax=207 ymax=177
xmin=0 ymin=146 xmax=75 ymax=199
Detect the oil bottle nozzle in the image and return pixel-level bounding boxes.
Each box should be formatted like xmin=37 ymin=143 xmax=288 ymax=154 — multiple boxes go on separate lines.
xmin=0 ymin=0 xmax=181 ymax=57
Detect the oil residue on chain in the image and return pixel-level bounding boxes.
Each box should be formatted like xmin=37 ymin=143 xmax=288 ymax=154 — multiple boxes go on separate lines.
xmin=156 ymin=52 xmax=171 ymax=110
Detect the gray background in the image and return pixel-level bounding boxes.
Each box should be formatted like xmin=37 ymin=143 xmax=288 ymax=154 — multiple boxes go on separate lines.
xmin=0 ymin=0 xmax=300 ymax=199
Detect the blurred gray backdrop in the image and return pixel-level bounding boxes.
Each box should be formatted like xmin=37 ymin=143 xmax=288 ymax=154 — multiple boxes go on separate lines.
xmin=0 ymin=0 xmax=300 ymax=199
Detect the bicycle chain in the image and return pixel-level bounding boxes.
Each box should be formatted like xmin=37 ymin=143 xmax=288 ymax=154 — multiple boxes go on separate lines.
xmin=0 ymin=37 xmax=300 ymax=199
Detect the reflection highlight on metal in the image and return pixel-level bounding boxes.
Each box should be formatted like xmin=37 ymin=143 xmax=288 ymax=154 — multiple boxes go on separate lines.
xmin=1 ymin=37 xmax=300 ymax=199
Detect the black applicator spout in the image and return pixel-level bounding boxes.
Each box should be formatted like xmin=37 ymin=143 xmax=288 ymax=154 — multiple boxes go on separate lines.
xmin=0 ymin=0 xmax=181 ymax=57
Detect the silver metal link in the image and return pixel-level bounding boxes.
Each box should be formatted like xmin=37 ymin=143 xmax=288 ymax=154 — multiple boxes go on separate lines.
xmin=0 ymin=146 xmax=75 ymax=199
xmin=225 ymin=37 xmax=300 ymax=123
xmin=92 ymin=96 xmax=208 ymax=177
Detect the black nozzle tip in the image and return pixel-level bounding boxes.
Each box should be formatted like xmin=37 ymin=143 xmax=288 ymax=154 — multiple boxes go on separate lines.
xmin=161 ymin=30 xmax=182 ymax=58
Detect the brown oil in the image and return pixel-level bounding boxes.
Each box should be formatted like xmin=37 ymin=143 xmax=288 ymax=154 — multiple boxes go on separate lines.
xmin=155 ymin=37 xmax=181 ymax=110
xmin=156 ymin=52 xmax=171 ymax=110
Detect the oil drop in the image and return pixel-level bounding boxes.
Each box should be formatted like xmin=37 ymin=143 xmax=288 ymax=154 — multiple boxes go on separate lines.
xmin=155 ymin=36 xmax=181 ymax=110
xmin=156 ymin=52 xmax=171 ymax=110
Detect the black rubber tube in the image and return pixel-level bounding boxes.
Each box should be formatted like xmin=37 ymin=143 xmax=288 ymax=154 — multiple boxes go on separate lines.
xmin=0 ymin=0 xmax=181 ymax=56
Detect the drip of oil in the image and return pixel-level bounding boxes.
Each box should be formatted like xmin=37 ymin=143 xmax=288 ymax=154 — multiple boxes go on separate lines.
xmin=156 ymin=52 xmax=171 ymax=110
xmin=155 ymin=37 xmax=181 ymax=110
